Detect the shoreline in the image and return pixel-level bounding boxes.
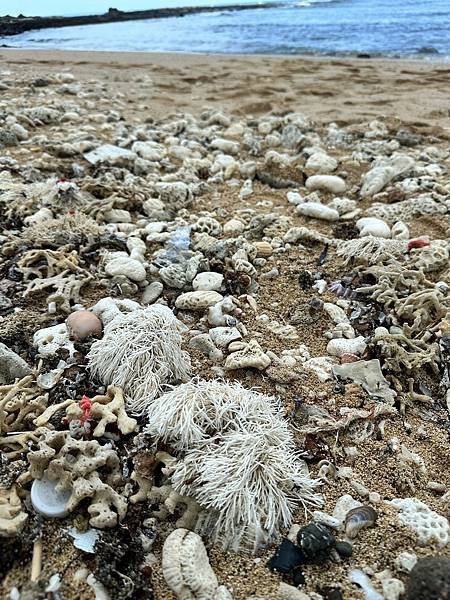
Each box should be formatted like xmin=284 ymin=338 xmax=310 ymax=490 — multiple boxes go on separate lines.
xmin=1 ymin=47 xmax=449 ymax=64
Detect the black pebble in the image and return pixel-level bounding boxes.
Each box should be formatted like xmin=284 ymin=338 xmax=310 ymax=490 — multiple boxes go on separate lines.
xmin=266 ymin=538 xmax=306 ymax=574
xmin=335 ymin=541 xmax=353 ymax=558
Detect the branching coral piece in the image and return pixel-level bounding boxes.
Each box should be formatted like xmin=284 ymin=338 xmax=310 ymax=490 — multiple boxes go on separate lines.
xmin=299 ymin=403 xmax=397 ymax=435
xmin=24 ymin=430 xmax=127 ymax=528
xmin=396 ymin=289 xmax=447 ymax=334
xmin=87 ymin=305 xmax=191 ymax=415
xmin=0 ymin=428 xmax=46 ymax=460
xmin=0 ymin=375 xmax=48 ymax=434
xmin=371 ymin=327 xmax=440 ymax=374
xmin=145 ymin=379 xmax=322 ymax=553
xmin=0 ymin=486 xmax=28 ymax=537
xmin=65 ymin=386 xmax=137 ymax=437
xmin=355 ymin=266 xmax=434 ymax=309
xmin=131 ymin=450 xmax=201 ymax=529
xmin=17 ymin=248 xmax=93 ymax=313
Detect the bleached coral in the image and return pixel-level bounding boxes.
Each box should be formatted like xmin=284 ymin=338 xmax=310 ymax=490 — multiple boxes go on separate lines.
xmin=162 ymin=529 xmax=232 ymax=600
xmin=17 ymin=248 xmax=93 ymax=312
xmin=0 ymin=486 xmax=28 ymax=537
xmin=87 ymin=305 xmax=191 ymax=414
xmin=387 ymin=498 xmax=449 ymax=548
xmin=336 ymin=237 xmax=407 ymax=265
xmin=65 ymin=386 xmax=138 ymax=437
xmin=144 ymin=379 xmax=321 ymax=553
xmin=0 ymin=375 xmax=48 ymax=434
xmin=23 ymin=430 xmax=127 ymax=528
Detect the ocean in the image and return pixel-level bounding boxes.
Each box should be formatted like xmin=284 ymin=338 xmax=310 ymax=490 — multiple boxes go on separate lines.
xmin=2 ymin=0 xmax=450 ymax=58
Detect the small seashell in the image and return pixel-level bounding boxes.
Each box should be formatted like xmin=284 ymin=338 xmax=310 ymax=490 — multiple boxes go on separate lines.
xmin=345 ymin=506 xmax=378 ymax=539
xmin=66 ymin=311 xmax=103 ymax=341
xmin=252 ymin=241 xmax=273 ymax=257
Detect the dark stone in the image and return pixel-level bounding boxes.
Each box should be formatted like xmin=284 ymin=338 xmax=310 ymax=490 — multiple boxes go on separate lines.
xmin=266 ymin=538 xmax=306 ymax=574
xmin=417 ymin=46 xmax=439 ymax=54
xmin=297 ymin=522 xmax=336 ymax=564
xmin=335 ymin=541 xmax=353 ymax=558
xmin=292 ymin=567 xmax=306 ymax=586
xmin=407 ymin=556 xmax=450 ymax=600
xmin=319 ymin=588 xmax=344 ymax=600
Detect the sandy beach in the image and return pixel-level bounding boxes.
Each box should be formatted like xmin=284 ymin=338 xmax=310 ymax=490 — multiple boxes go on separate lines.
xmin=1 ymin=48 xmax=450 ymax=600
xmin=1 ymin=49 xmax=450 ymax=128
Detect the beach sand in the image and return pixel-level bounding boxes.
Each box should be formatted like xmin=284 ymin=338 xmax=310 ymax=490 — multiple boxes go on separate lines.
xmin=1 ymin=49 xmax=450 ymax=129
xmin=1 ymin=49 xmax=450 ymax=600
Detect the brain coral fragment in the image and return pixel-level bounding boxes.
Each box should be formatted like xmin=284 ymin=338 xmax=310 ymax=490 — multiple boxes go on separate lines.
xmin=23 ymin=430 xmax=127 ymax=528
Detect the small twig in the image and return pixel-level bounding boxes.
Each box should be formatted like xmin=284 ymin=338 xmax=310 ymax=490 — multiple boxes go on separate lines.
xmin=31 ymin=537 xmax=43 ymax=582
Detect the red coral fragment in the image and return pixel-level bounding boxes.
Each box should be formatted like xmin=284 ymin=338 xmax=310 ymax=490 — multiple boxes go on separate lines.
xmin=79 ymin=395 xmax=93 ymax=423
xmin=407 ymin=239 xmax=430 ymax=252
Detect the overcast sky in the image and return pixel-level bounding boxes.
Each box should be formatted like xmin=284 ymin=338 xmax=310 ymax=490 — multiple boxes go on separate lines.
xmin=1 ymin=1 xmax=244 ymax=17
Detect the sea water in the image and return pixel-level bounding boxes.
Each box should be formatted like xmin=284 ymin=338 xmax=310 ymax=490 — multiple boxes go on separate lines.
xmin=1 ymin=0 xmax=449 ymax=58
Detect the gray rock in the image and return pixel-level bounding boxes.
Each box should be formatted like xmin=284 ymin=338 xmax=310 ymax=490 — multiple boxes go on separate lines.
xmin=0 ymin=342 xmax=32 ymax=385
xmin=142 ymin=281 xmax=164 ymax=304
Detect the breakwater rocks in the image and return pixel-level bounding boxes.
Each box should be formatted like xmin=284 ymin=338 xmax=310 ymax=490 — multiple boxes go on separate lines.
xmin=0 ymin=4 xmax=277 ymax=37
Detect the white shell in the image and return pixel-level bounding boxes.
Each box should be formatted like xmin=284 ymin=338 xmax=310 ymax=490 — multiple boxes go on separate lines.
xmin=391 ymin=220 xmax=410 ymax=240
xmin=305 ymin=175 xmax=346 ymax=194
xmin=31 ymin=478 xmax=71 ymax=518
xmin=356 ymin=217 xmax=391 ymax=238
xmin=175 ymin=291 xmax=223 ymax=310
xmin=68 ymin=528 xmax=100 ymax=553
xmin=296 ymin=202 xmax=339 ymax=222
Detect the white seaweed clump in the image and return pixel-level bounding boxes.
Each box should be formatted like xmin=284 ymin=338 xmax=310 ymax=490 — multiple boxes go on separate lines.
xmin=145 ymin=379 xmax=322 ymax=553
xmin=87 ymin=305 xmax=191 ymax=415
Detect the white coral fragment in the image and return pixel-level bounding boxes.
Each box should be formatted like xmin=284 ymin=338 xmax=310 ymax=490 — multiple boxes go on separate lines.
xmin=162 ymin=529 xmax=230 ymax=600
xmin=387 ymin=497 xmax=450 ymax=548
xmin=87 ymin=305 xmax=191 ymax=414
xmin=145 ymin=379 xmax=321 ymax=553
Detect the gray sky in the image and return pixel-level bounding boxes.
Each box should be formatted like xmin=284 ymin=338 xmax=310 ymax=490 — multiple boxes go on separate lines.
xmin=1 ymin=1 xmax=236 ymax=17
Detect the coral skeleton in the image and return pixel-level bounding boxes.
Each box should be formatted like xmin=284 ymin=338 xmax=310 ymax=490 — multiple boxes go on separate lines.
xmin=0 ymin=485 xmax=28 ymax=537
xmin=88 ymin=305 xmax=191 ymax=415
xmin=17 ymin=248 xmax=93 ymax=313
xmin=22 ymin=430 xmax=127 ymax=528
xmin=64 ymin=386 xmax=138 ymax=437
xmin=336 ymin=237 xmax=408 ymax=265
xmin=144 ymin=379 xmax=322 ymax=553
xmin=0 ymin=375 xmax=48 ymax=434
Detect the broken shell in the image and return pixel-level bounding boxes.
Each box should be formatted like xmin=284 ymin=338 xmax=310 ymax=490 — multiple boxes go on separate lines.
xmin=66 ymin=311 xmax=103 ymax=341
xmin=345 ymin=506 xmax=378 ymax=539
xmin=31 ymin=477 xmax=71 ymax=518
xmin=252 ymin=241 xmax=273 ymax=257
